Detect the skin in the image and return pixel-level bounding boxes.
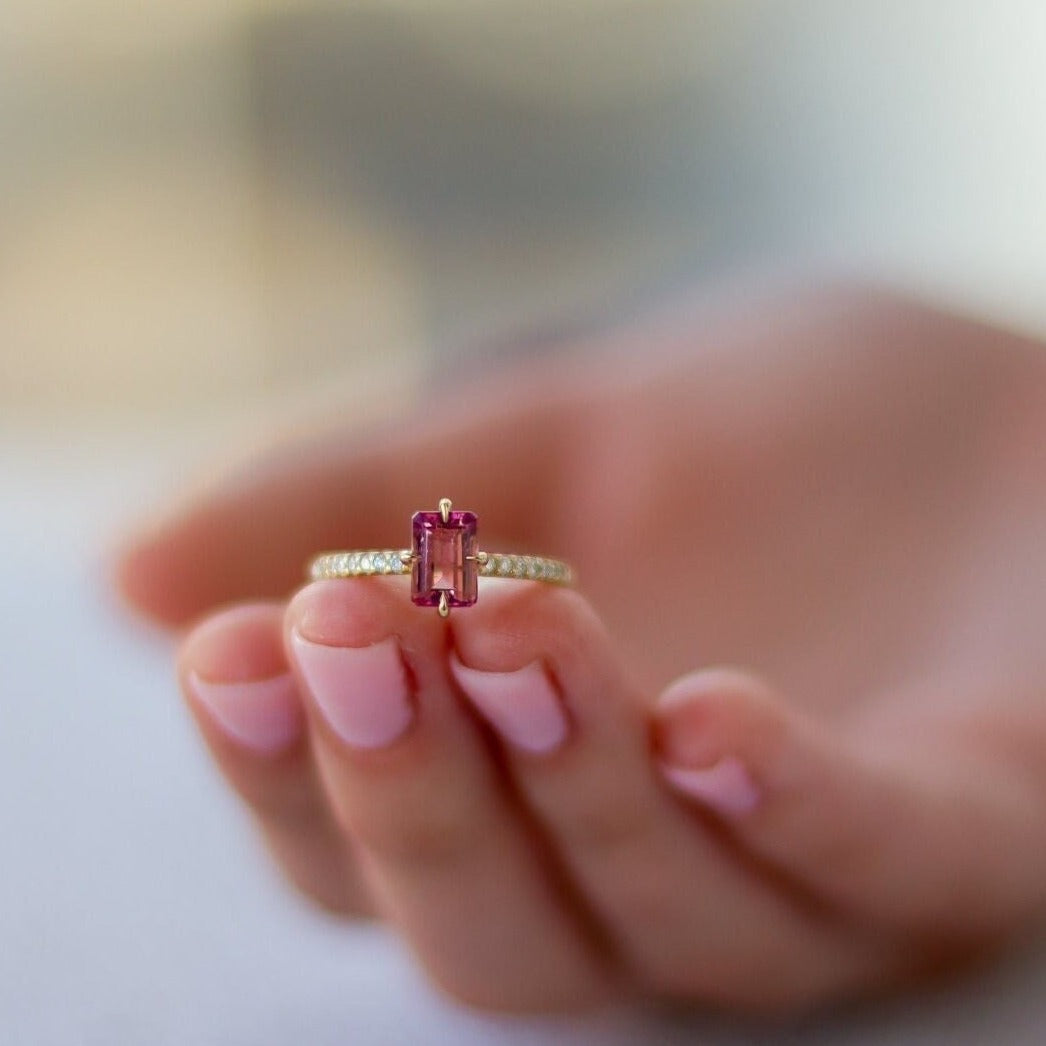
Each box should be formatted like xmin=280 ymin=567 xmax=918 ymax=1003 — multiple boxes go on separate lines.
xmin=116 ymin=286 xmax=1046 ymax=1015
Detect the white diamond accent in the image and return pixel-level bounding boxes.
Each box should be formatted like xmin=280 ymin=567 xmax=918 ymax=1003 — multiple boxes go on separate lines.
xmin=310 ymin=549 xmax=570 ymax=585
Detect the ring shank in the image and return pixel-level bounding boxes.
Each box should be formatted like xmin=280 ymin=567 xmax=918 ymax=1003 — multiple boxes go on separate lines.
xmin=309 ymin=550 xmax=573 ymax=585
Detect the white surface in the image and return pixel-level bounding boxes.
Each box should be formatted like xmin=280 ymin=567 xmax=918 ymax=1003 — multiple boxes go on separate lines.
xmin=3 ymin=436 xmax=1046 ymax=1045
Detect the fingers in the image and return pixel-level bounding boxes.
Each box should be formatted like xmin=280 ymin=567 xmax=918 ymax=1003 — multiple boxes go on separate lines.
xmin=179 ymin=603 xmax=372 ymax=917
xmin=181 ymin=584 xmax=923 ymax=1010
xmin=449 ymin=583 xmax=884 ymax=1010
xmin=285 ymin=578 xmax=613 ymax=1011
xmin=115 ymin=372 xmax=579 ymax=628
xmin=653 ymin=669 xmax=1044 ymax=937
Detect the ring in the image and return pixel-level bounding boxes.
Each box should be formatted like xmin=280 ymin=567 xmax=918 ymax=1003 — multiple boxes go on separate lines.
xmin=308 ymin=497 xmax=574 ymax=617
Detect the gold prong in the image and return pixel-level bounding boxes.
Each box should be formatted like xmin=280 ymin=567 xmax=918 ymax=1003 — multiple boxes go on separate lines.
xmin=475 ymin=551 xmax=489 ymax=565
xmin=399 ymin=550 xmax=414 ymax=565
xmin=438 ymin=497 xmax=452 ymax=524
xmin=438 ymin=591 xmax=450 ymax=618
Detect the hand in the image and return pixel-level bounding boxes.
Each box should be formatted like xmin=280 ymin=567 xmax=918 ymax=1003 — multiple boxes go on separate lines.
xmin=117 ymin=287 xmax=1046 ymax=1013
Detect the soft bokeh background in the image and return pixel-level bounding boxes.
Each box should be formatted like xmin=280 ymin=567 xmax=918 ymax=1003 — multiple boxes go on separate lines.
xmin=3 ymin=3 xmax=1046 ymax=1043
xmin=5 ymin=0 xmax=1046 ymax=428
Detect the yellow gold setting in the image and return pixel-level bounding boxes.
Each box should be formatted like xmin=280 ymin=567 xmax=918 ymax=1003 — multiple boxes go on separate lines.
xmin=308 ymin=549 xmax=574 ymax=585
xmin=306 ymin=496 xmax=574 ymax=616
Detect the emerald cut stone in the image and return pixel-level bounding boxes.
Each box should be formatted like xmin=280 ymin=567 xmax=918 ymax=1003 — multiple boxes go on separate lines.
xmin=411 ymin=509 xmax=478 ymax=608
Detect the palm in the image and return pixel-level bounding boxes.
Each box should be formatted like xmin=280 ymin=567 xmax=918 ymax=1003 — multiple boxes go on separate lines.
xmin=559 ymin=325 xmax=1045 ymax=710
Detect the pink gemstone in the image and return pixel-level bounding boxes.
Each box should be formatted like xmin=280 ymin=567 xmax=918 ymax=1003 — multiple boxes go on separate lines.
xmin=411 ymin=510 xmax=478 ymax=608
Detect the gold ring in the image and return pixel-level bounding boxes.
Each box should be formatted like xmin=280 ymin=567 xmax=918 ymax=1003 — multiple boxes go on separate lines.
xmin=307 ymin=497 xmax=574 ymax=618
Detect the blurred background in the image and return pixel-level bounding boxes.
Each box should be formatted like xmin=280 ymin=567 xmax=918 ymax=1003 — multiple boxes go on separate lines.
xmin=4 ymin=3 xmax=1046 ymax=1043
xmin=3 ymin=0 xmax=1046 ymax=430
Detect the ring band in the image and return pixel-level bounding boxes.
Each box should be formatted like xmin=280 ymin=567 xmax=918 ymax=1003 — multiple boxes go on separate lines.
xmin=309 ymin=550 xmax=573 ymax=584
xmin=307 ymin=497 xmax=574 ymax=617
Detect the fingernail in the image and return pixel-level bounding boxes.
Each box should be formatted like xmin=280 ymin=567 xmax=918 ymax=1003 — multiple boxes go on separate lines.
xmin=291 ymin=632 xmax=413 ymax=749
xmin=660 ymin=756 xmax=761 ymax=816
xmin=188 ymin=672 xmax=302 ymax=755
xmin=449 ymin=653 xmax=568 ymax=754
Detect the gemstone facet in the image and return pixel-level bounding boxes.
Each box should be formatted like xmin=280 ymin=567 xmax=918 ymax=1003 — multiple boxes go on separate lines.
xmin=411 ymin=509 xmax=478 ymax=608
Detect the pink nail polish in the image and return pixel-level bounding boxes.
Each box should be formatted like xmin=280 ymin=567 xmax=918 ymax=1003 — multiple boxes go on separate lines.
xmin=449 ymin=653 xmax=568 ymax=754
xmin=188 ymin=672 xmax=302 ymax=755
xmin=660 ymin=756 xmax=761 ymax=816
xmin=291 ymin=632 xmax=413 ymax=749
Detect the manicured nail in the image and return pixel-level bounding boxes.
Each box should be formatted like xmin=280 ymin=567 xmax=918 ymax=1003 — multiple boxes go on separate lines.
xmin=449 ymin=653 xmax=568 ymax=754
xmin=188 ymin=672 xmax=302 ymax=755
xmin=291 ymin=632 xmax=413 ymax=749
xmin=660 ymin=756 xmax=761 ymax=816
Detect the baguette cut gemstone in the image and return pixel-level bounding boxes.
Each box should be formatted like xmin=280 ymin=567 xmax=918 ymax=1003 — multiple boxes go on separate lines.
xmin=411 ymin=509 xmax=478 ymax=608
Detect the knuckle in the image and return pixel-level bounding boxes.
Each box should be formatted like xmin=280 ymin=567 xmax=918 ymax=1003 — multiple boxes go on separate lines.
xmin=558 ymin=793 xmax=651 ymax=853
xmin=649 ymin=953 xmax=834 ymax=1016
xmin=349 ymin=801 xmax=482 ymax=870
